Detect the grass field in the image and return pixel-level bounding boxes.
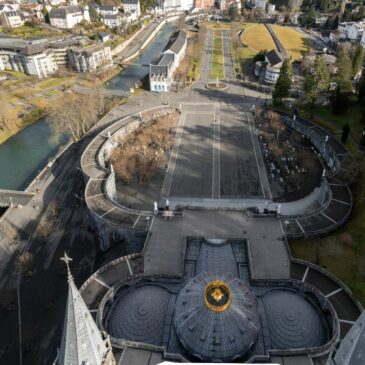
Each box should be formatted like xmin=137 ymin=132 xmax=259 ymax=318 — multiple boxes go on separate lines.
xmin=241 ymin=23 xmax=276 ymax=52
xmin=271 ymin=25 xmax=310 ymax=60
xmin=290 ymin=173 xmax=365 ymax=306
xmin=203 ymin=21 xmax=231 ymax=30
xmin=210 ymin=31 xmax=224 ymax=80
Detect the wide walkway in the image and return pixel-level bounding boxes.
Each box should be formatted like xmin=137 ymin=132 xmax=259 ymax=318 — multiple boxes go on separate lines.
xmin=144 ymin=211 xmax=290 ymax=280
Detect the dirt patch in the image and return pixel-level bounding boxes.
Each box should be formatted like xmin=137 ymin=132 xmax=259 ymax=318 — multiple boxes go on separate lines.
xmin=109 ymin=109 xmax=179 ymax=209
xmin=257 ymin=110 xmax=323 ymax=202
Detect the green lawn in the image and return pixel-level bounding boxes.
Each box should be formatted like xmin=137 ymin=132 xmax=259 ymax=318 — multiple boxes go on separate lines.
xmin=210 ymin=31 xmax=224 ymax=80
xmin=298 ymin=103 xmax=364 ymax=138
xmin=290 ymin=172 xmax=365 ymax=306
xmin=0 ymin=25 xmax=57 ymax=39
xmin=291 ymin=102 xmax=365 ymax=306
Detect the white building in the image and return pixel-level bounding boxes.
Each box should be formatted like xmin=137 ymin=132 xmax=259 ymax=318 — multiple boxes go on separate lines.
xmin=347 ymin=22 xmax=365 ymax=42
xmin=253 ymin=0 xmax=266 ymax=9
xmin=67 ymin=43 xmax=113 ymax=73
xmin=94 ymin=4 xmax=119 ymax=16
xmin=254 ymin=49 xmax=286 ymax=84
xmin=150 ymin=30 xmax=187 ymax=92
xmin=49 ymin=5 xmax=90 ymax=29
xmin=101 ymin=14 xmax=122 ymax=28
xmin=0 ymin=3 xmax=18 ymax=14
xmin=160 ymin=0 xmax=194 ymax=12
xmin=0 ymin=10 xmax=24 ymax=28
xmin=0 ymin=40 xmax=57 ymax=78
xmin=123 ymin=0 xmax=141 ymax=17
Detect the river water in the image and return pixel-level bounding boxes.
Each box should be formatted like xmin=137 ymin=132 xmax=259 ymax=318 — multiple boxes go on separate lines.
xmin=0 ymin=21 xmax=177 ymax=191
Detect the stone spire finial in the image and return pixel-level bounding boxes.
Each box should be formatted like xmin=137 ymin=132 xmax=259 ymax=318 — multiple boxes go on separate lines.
xmin=60 ymin=252 xmax=73 ymax=283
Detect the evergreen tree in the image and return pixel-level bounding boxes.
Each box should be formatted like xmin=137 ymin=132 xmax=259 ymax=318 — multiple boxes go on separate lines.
xmin=304 ymin=55 xmax=329 ymax=117
xmin=298 ymin=5 xmax=316 ymax=28
xmin=332 ymin=47 xmax=353 ymax=113
xmin=341 ymin=124 xmax=350 ymax=143
xmin=272 ymin=59 xmax=292 ymax=108
xmin=352 ymin=45 xmax=364 ymax=78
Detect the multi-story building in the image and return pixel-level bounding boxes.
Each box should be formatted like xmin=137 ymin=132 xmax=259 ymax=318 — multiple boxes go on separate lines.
xmin=123 ymin=0 xmax=141 ymax=17
xmin=49 ymin=5 xmax=90 ymax=29
xmin=347 ymin=22 xmax=365 ymax=42
xmin=0 ymin=38 xmax=57 ymax=77
xmin=0 ymin=10 xmax=24 ymax=28
xmin=67 ymin=43 xmax=113 ymax=73
xmin=101 ymin=14 xmax=122 ymax=28
xmin=150 ymin=30 xmax=187 ymax=92
xmin=94 ymin=4 xmax=119 ymax=16
xmin=0 ymin=35 xmax=111 ymax=77
xmin=255 ymin=49 xmax=286 ymax=84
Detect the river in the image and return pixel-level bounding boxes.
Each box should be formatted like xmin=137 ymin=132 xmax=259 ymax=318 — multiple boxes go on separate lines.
xmin=0 ymin=21 xmax=177 ymax=191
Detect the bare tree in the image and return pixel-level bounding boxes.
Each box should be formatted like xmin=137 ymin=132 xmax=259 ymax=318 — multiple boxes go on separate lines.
xmin=48 ymin=201 xmax=58 ymax=222
xmin=0 ymin=221 xmax=17 ymax=243
xmin=38 ymin=220 xmax=52 ymax=240
xmin=0 ymin=98 xmax=20 ymax=133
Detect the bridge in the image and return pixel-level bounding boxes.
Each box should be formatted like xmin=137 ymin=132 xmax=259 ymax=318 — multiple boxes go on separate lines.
xmin=0 ymin=189 xmax=35 ymax=207
xmin=113 ymin=59 xmax=149 ymax=67
xmin=72 ymin=86 xmax=129 ymax=98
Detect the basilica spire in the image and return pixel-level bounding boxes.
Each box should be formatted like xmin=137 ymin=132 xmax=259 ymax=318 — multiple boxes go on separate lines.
xmin=56 ymin=252 xmax=115 ymax=365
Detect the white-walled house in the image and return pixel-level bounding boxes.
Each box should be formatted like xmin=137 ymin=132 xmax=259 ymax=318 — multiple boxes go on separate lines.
xmin=49 ymin=5 xmax=90 ymax=29
xmin=123 ymin=0 xmax=141 ymax=17
xmin=0 ymin=10 xmax=24 ymax=28
xmin=347 ymin=22 xmax=365 ymax=42
xmin=94 ymin=4 xmax=119 ymax=16
xmin=254 ymin=49 xmax=286 ymax=84
xmin=101 ymin=14 xmax=122 ymax=28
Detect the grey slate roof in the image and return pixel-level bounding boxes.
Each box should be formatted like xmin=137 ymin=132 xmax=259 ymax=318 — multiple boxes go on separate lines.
xmin=165 ymin=30 xmax=186 ymax=55
xmin=102 ymin=13 xmax=119 ymax=20
xmin=49 ymin=6 xmax=82 ymax=19
xmin=57 ymin=275 xmax=109 ymax=365
xmin=266 ymin=49 xmax=285 ymax=66
xmin=174 ymin=272 xmax=260 ymax=362
xmin=150 ymin=53 xmax=175 ymax=76
xmin=107 ymin=285 xmax=171 ymax=345
xmin=330 ymin=310 xmax=365 ymax=365
xmin=123 ymin=0 xmax=139 ymax=4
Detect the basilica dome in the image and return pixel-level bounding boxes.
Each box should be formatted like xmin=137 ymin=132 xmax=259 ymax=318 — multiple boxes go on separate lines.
xmin=173 ymin=273 xmax=260 ymax=362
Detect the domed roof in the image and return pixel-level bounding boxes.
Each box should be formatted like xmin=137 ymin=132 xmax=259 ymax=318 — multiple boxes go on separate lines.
xmin=262 ymin=290 xmax=326 ymax=349
xmin=173 ymin=273 xmax=260 ymax=362
xmin=107 ymin=285 xmax=170 ymax=345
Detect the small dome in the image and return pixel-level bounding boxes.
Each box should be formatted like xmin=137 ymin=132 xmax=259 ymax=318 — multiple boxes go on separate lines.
xmin=174 ymin=273 xmax=260 ymax=362
xmin=262 ymin=290 xmax=326 ymax=349
xmin=108 ymin=285 xmax=170 ymax=345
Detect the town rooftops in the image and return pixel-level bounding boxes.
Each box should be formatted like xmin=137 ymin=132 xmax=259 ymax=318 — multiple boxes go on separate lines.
xmin=96 ymin=4 xmax=118 ymax=11
xmin=3 ymin=10 xmax=18 ymax=16
xmin=123 ymin=0 xmax=139 ymax=4
xmin=150 ymin=53 xmax=175 ymax=77
xmin=49 ymin=5 xmax=83 ymax=19
xmin=101 ymin=13 xmax=119 ymax=20
xmin=70 ymin=43 xmax=106 ymax=56
xmin=165 ymin=30 xmax=186 ymax=55
xmin=0 ymin=36 xmax=45 ymax=55
xmin=266 ymin=49 xmax=285 ymax=66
